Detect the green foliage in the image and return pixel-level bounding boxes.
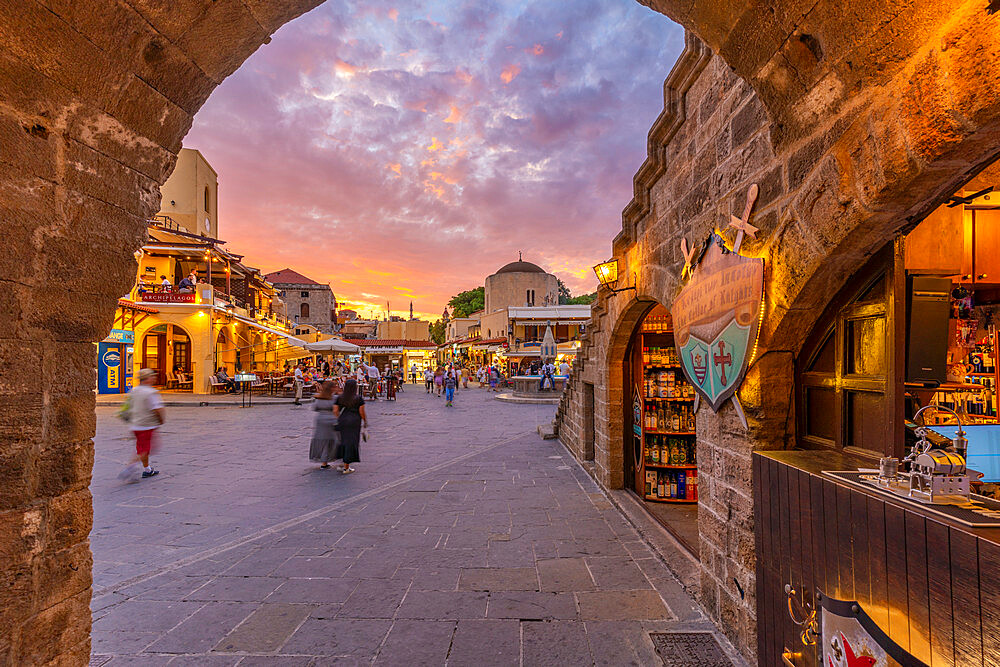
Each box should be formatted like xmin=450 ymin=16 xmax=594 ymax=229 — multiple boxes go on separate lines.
xmin=566 ymin=292 xmax=597 ymax=305
xmin=448 ymin=286 xmax=485 ymax=317
xmin=429 ymin=319 xmax=446 ymax=345
xmin=557 ymin=279 xmax=572 ymax=304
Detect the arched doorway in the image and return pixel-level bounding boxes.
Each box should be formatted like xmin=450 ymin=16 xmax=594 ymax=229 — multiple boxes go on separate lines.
xmin=215 ymin=328 xmax=237 ymax=374
xmin=622 ymin=303 xmax=700 ymax=556
xmin=140 ymin=324 xmax=192 ymax=386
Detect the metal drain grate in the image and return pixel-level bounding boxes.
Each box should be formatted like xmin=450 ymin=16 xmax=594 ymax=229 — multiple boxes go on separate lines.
xmin=649 ymin=632 xmax=732 ymax=666
xmin=88 ymin=657 xmax=112 ymax=667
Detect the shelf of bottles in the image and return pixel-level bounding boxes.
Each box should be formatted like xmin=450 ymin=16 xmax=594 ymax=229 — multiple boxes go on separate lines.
xmin=640 ymin=314 xmax=697 ymax=503
xmin=940 ymin=327 xmax=1000 ymax=424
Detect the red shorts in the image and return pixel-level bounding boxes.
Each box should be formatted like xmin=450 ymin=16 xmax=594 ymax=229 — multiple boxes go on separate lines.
xmin=134 ymin=429 xmax=155 ymax=457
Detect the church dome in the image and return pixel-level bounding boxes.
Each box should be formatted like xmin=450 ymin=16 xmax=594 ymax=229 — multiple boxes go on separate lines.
xmin=495 ymin=260 xmax=546 ymax=274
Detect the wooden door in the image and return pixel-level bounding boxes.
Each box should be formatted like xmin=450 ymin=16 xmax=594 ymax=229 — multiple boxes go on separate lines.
xmin=624 ymin=328 xmax=644 ymax=494
xmin=142 ymin=333 xmax=166 ymax=385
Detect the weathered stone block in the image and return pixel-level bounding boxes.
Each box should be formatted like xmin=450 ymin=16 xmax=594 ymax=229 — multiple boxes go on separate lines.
xmin=32 ymin=542 xmax=92 ymax=615
xmin=12 ymin=589 xmax=91 ymax=665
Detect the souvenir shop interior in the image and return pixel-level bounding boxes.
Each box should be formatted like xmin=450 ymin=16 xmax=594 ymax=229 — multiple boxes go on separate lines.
xmin=624 ymin=304 xmax=701 ymax=555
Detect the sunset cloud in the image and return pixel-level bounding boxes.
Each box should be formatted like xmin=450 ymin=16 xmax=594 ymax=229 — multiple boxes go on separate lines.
xmin=500 ymin=64 xmax=521 ymax=84
xmin=183 ymin=0 xmax=683 ymax=318
xmin=443 ymin=104 xmax=463 ymax=123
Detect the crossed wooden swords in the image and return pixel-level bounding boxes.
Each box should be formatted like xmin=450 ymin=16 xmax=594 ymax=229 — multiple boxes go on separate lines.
xmin=681 ymin=183 xmax=759 ymax=279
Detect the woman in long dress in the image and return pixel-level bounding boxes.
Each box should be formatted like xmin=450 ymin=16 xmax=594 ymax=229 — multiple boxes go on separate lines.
xmin=334 ymin=378 xmax=367 ymax=474
xmin=309 ymin=380 xmax=339 ymax=469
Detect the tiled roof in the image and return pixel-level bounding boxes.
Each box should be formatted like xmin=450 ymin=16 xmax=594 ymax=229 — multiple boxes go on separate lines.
xmin=264 ymin=268 xmax=321 ymax=285
xmin=354 ymin=339 xmax=437 ymax=347
xmin=117 ymin=299 xmax=159 ymax=313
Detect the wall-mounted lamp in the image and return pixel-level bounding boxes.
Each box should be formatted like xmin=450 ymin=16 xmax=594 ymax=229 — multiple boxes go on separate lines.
xmin=225 ymin=303 xmax=235 ymax=320
xmin=592 ymin=259 xmax=635 ymax=295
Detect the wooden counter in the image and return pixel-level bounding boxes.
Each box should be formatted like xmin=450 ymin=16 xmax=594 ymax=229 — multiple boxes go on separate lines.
xmin=754 ymin=449 xmax=1000 ymax=666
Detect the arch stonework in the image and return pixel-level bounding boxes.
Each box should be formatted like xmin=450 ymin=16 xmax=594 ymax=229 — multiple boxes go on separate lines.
xmin=2 ymin=0 xmax=1000 ymax=663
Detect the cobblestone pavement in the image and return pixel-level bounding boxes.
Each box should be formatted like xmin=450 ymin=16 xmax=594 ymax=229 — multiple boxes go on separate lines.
xmin=91 ymin=384 xmax=732 ymax=665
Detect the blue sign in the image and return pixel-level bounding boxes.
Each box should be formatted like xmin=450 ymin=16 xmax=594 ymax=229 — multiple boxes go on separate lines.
xmin=97 ymin=342 xmax=129 ymax=394
xmin=103 ymin=328 xmax=134 ymax=344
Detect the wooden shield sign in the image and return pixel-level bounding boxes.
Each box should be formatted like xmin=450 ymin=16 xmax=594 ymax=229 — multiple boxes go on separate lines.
xmin=670 ymin=234 xmax=763 ymax=412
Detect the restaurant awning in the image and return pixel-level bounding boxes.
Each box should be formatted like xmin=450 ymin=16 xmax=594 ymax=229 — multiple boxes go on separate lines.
xmin=228 ymin=312 xmax=299 ymax=341
xmin=303 ymin=338 xmax=362 ymax=353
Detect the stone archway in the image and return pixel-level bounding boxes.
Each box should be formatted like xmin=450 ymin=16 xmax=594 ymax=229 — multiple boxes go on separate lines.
xmin=5 ymin=0 xmax=1000 ymax=663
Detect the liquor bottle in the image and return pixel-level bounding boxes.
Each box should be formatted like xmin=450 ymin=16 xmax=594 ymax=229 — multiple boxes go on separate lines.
xmin=672 ymin=409 xmax=681 ymax=432
xmin=650 ymin=439 xmax=659 ymax=464
xmin=660 ymin=440 xmax=668 ymax=466
xmin=657 ymin=473 xmax=665 ymax=498
xmin=669 ymin=472 xmax=677 ymax=498
xmin=678 ymin=471 xmax=686 ymax=500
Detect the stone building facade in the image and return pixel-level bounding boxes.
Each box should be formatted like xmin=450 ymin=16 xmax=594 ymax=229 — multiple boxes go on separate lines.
xmin=4 ymin=0 xmax=1000 ymax=663
xmin=483 ymin=260 xmax=559 ymax=312
xmin=264 ymin=268 xmax=337 ymax=333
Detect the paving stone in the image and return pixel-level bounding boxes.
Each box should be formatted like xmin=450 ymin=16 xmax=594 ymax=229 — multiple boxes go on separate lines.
xmin=373 ymin=620 xmax=456 ymax=666
xmin=458 ymin=567 xmax=538 ymax=591
xmin=576 ymin=590 xmax=673 ymax=621
xmin=146 ymin=602 xmax=253 ymax=653
xmin=279 ymin=618 xmax=391 ymax=656
xmin=263 ymin=577 xmax=359 ymax=604
xmin=584 ymin=621 xmax=654 ymax=666
xmin=522 ymin=620 xmax=594 ymax=665
xmin=90 ymin=630 xmax=159 ymax=654
xmin=486 ymin=592 xmax=578 ymax=620
xmin=337 ymin=579 xmax=410 ymax=618
xmin=447 ymin=619 xmax=520 ymax=664
xmin=395 ymin=591 xmax=487 ymax=619
xmin=223 ymin=548 xmax=299 ymax=576
xmin=91 ymin=600 xmax=203 ymax=633
xmin=215 ymin=603 xmax=314 ymax=652
xmin=235 ymin=657 xmax=314 ymax=667
xmin=409 ymin=567 xmax=461 ymax=591
xmin=166 ymin=655 xmax=239 ymax=665
xmin=272 ymin=556 xmax=356 ymax=579
xmin=186 ymin=577 xmax=283 ymax=602
xmin=537 ymin=558 xmax=596 ymax=592
xmin=586 ymin=557 xmax=652 ymax=590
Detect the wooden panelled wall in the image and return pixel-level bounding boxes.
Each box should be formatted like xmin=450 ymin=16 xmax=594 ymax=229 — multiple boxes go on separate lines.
xmin=754 ymin=453 xmax=1000 ymax=666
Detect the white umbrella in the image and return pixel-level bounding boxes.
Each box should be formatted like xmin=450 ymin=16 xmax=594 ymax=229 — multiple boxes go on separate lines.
xmin=303 ymin=338 xmax=362 ymax=354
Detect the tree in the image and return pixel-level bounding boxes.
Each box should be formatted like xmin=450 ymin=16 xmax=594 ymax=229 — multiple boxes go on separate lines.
xmin=429 ymin=319 xmax=446 ymax=344
xmin=448 ymin=287 xmax=484 ymax=317
xmin=557 ymin=279 xmax=572 ymax=305
xmin=566 ymin=292 xmax=597 ymax=305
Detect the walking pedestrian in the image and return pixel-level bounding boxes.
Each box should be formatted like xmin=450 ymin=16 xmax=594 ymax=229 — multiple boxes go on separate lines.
xmin=118 ymin=368 xmax=163 ymax=481
xmin=424 ymin=367 xmax=433 ymax=393
xmin=444 ymin=370 xmax=457 ymax=407
xmin=293 ymin=362 xmax=305 ymax=405
xmin=434 ymin=366 xmax=444 ymax=396
xmin=334 ymin=378 xmax=368 ymax=474
xmin=309 ymin=380 xmax=339 ymax=469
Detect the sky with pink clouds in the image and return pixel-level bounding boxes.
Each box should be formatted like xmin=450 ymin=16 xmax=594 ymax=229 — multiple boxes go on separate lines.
xmin=184 ymin=0 xmax=683 ymax=321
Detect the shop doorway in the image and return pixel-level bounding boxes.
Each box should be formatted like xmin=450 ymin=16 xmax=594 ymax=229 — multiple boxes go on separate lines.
xmin=623 ymin=303 xmax=700 ymax=556
xmin=141 ymin=324 xmax=192 ymax=386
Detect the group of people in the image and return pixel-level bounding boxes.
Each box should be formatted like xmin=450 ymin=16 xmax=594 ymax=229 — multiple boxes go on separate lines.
xmin=308 ymin=378 xmax=368 ymax=473
xmin=139 ymin=271 xmax=204 ymax=294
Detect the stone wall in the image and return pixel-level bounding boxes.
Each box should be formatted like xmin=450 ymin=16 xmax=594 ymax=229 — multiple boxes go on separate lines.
xmin=557 ymin=9 xmax=1000 ymax=661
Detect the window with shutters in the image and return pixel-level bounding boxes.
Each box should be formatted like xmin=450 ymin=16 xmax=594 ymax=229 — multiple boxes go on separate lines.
xmin=796 ymin=244 xmax=904 ymax=459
